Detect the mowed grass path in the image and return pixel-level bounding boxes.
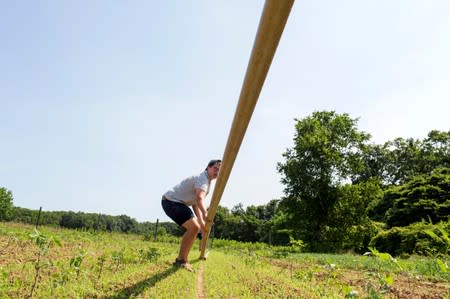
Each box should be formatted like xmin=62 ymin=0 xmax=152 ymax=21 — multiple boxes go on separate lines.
xmin=1 ymin=222 xmax=448 ymax=298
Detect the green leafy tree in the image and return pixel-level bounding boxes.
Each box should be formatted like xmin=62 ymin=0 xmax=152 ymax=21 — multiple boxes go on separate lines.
xmin=214 ymin=204 xmax=248 ymax=241
xmin=357 ymin=143 xmax=395 ymax=186
xmin=10 ymin=206 xmax=37 ymax=223
xmin=419 ymin=130 xmax=450 ymax=174
xmin=0 ymin=187 xmax=14 ymax=221
xmin=381 ymin=168 xmax=450 ymax=227
xmin=209 ymin=205 xmax=230 ymax=238
xmin=384 ymin=137 xmax=423 ymax=185
xmin=214 ymin=201 xmax=284 ymax=244
xmin=277 ymin=111 xmax=371 ymax=251
xmin=269 ymin=209 xmax=291 ymax=245
xmin=326 ymin=180 xmax=382 ymax=251
xmin=60 ymin=212 xmax=84 ymax=229
xmin=117 ymin=214 xmax=138 ymax=233
xmin=357 ymin=130 xmax=449 ymax=187
xmin=219 ymin=204 xmax=254 ymax=242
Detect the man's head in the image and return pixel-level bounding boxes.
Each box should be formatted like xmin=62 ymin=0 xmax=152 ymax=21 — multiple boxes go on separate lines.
xmin=206 ymin=159 xmax=221 ymax=180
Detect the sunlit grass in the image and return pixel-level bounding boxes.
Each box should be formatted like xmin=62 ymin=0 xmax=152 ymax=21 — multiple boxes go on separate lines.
xmin=1 ymin=222 xmax=448 ymax=298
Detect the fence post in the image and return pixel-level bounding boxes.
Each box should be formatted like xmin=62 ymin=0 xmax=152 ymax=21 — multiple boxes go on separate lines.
xmin=35 ymin=207 xmax=42 ymax=229
xmin=154 ymin=219 xmax=159 ymax=241
xmin=96 ymin=213 xmax=101 ymax=231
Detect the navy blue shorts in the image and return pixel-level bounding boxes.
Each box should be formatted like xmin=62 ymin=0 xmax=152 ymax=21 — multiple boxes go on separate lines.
xmin=161 ymin=197 xmax=194 ymax=227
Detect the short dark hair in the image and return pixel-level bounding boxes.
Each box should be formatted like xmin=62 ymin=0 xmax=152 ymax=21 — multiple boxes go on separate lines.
xmin=206 ymin=159 xmax=221 ymax=170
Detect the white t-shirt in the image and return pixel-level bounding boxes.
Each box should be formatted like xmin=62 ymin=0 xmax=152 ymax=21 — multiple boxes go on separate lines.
xmin=164 ymin=171 xmax=210 ymax=206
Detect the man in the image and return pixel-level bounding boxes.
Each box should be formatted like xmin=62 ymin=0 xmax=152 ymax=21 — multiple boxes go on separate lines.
xmin=161 ymin=159 xmax=221 ymax=271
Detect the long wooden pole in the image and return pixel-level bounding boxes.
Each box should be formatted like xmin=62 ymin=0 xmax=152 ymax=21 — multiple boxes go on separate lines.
xmin=200 ymin=0 xmax=295 ymax=258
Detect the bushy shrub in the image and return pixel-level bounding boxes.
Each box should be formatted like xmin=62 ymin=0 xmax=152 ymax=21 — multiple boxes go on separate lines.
xmin=137 ymin=247 xmax=161 ymax=262
xmin=341 ymin=221 xmax=383 ymax=253
xmin=370 ymin=168 xmax=450 ymax=227
xmin=369 ymin=221 xmax=450 ymax=256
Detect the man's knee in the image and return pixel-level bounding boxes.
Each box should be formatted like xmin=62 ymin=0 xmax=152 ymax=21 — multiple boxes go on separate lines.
xmin=182 ymin=217 xmax=200 ymax=232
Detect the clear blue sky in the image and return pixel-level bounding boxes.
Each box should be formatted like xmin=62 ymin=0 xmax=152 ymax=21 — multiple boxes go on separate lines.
xmin=1 ymin=1 xmax=449 ymax=222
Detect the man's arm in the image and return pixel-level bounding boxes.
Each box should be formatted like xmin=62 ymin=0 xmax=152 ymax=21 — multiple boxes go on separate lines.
xmin=193 ymin=188 xmax=208 ymax=233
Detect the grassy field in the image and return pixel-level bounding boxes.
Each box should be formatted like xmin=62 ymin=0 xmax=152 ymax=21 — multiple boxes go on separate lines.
xmin=0 ymin=222 xmax=448 ymax=298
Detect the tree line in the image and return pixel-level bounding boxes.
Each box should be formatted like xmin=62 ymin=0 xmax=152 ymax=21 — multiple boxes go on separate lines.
xmin=0 ymin=195 xmax=182 ymax=237
xmin=212 ymin=111 xmax=449 ymax=256
xmin=1 ymin=111 xmax=449 ymax=256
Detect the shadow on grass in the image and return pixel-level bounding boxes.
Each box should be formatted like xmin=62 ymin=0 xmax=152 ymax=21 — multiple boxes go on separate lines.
xmin=101 ymin=265 xmax=181 ymax=299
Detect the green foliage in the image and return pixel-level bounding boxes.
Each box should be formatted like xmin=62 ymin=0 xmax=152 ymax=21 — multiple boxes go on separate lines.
xmin=277 ymin=111 xmax=373 ymax=251
xmin=325 ymin=180 xmax=383 ymax=252
xmin=368 ymin=247 xmax=401 ymax=268
xmin=59 ymin=211 xmax=138 ymax=233
xmin=28 ymin=228 xmax=61 ymax=297
xmin=435 ymin=258 xmax=448 ymax=273
xmin=96 ymin=254 xmax=107 ymax=280
xmin=2 ymin=124 xmax=448 ymax=260
xmin=0 ymin=187 xmax=13 ymax=221
xmin=384 ymin=131 xmax=450 ymax=185
xmin=289 ymin=236 xmax=306 ymax=252
xmin=70 ymin=249 xmax=88 ymax=278
xmin=213 ymin=201 xmax=284 ymax=244
xmin=362 ymin=248 xmax=401 ymax=297
xmin=1 ymin=222 xmax=448 ymax=298
xmin=29 ymin=228 xmax=61 ymax=253
xmin=275 ymin=112 xmax=448 ymax=254
xmin=111 ymin=249 xmax=125 ymax=271
xmin=369 ymin=221 xmax=450 ymax=256
xmin=9 ymin=206 xmax=181 ymax=237
xmin=360 ymin=131 xmax=450 ymax=186
xmin=137 ymin=247 xmax=161 ymax=263
xmin=369 ymin=168 xmax=450 ymax=226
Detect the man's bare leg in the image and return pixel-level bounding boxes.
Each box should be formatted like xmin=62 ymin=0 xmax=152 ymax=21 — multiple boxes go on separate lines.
xmin=178 ymin=218 xmax=200 ymax=263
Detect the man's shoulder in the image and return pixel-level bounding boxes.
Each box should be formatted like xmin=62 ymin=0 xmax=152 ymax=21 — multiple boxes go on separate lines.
xmin=199 ymin=171 xmax=209 ymax=180
xmin=195 ymin=171 xmax=209 ymax=185
xmin=176 ymin=171 xmax=207 ymax=186
xmin=186 ymin=172 xmax=205 ymax=179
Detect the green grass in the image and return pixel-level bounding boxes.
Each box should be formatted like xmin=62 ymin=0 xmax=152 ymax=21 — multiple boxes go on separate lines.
xmin=1 ymin=222 xmax=448 ymax=298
